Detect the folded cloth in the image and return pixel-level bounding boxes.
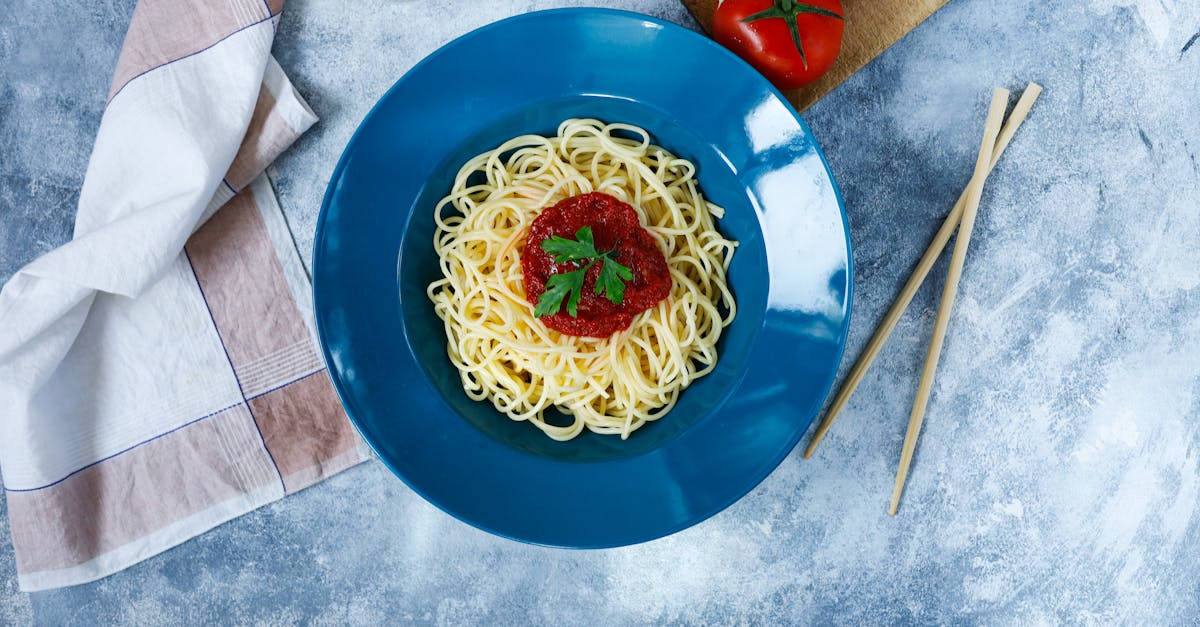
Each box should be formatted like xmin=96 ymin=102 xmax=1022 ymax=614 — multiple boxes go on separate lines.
xmin=0 ymin=0 xmax=371 ymax=591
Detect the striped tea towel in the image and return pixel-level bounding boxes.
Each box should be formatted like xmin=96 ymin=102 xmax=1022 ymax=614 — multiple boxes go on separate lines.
xmin=0 ymin=0 xmax=371 ymax=591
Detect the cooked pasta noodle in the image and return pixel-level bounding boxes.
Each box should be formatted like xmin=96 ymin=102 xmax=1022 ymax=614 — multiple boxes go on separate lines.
xmin=427 ymin=119 xmax=737 ymax=440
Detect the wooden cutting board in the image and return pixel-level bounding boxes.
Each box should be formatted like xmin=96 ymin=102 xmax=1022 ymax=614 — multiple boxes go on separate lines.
xmin=682 ymin=0 xmax=950 ymax=111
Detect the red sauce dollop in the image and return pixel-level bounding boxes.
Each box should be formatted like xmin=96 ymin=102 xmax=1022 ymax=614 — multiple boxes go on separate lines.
xmin=523 ymin=192 xmax=671 ymax=337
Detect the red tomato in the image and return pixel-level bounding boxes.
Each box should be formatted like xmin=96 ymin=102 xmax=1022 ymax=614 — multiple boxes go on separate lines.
xmin=712 ymin=0 xmax=845 ymax=90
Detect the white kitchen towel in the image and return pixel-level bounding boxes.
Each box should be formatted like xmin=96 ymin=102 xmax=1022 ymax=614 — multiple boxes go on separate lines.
xmin=0 ymin=0 xmax=370 ymax=591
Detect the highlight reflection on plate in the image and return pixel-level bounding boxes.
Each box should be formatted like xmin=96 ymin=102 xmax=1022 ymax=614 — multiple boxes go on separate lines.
xmin=313 ymin=8 xmax=852 ymax=548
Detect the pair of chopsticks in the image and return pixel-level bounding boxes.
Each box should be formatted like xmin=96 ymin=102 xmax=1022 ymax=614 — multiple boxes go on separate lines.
xmin=804 ymin=83 xmax=1043 ymax=515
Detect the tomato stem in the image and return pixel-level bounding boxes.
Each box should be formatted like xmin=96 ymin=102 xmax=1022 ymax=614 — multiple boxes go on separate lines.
xmin=741 ymin=1 xmax=844 ymax=71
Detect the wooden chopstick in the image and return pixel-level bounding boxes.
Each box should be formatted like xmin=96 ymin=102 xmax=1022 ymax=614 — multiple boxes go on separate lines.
xmin=887 ymin=87 xmax=1012 ymax=515
xmin=803 ymin=83 xmax=1043 ymax=460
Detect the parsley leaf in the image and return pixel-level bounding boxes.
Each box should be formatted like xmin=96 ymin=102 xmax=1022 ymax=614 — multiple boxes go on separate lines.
xmin=540 ymin=226 xmax=599 ymax=263
xmin=533 ymin=226 xmax=635 ymax=317
xmin=534 ymin=265 xmax=589 ymax=317
xmin=595 ymin=257 xmax=633 ymax=305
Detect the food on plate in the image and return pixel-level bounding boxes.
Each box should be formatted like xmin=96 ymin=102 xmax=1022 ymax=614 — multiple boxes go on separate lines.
xmin=524 ymin=192 xmax=672 ymax=337
xmin=427 ymin=119 xmax=737 ymax=440
xmin=712 ymin=0 xmax=845 ymax=90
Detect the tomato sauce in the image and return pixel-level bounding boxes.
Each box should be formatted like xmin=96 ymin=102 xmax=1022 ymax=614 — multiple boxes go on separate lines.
xmin=522 ymin=192 xmax=671 ymax=337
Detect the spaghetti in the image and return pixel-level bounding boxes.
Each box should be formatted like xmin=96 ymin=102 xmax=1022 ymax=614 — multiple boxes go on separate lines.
xmin=427 ymin=119 xmax=737 ymax=440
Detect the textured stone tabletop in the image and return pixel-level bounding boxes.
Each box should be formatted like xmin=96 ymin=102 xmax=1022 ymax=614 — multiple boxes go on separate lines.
xmin=3 ymin=0 xmax=1199 ymax=623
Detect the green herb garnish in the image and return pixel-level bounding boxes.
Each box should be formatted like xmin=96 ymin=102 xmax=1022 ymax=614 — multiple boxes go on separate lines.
xmin=533 ymin=226 xmax=633 ymax=317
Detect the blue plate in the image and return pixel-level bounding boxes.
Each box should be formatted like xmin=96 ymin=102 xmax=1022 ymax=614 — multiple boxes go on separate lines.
xmin=314 ymin=8 xmax=852 ymax=547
